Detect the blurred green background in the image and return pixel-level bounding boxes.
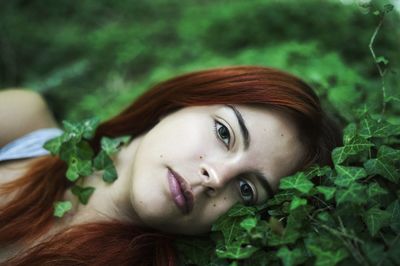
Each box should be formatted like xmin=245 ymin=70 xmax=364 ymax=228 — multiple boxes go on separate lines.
xmin=0 ymin=0 xmax=399 ymax=124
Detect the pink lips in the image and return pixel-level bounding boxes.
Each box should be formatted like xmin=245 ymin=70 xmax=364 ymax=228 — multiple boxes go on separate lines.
xmin=167 ymin=168 xmax=194 ymax=215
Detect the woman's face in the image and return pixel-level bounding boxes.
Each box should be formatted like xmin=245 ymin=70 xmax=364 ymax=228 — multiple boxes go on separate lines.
xmin=127 ymin=104 xmax=305 ymax=234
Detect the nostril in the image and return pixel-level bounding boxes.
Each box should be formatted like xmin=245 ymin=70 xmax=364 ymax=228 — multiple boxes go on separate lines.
xmin=201 ymin=168 xmax=209 ymax=177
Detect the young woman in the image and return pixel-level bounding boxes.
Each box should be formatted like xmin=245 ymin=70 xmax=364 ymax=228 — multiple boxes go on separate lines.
xmin=0 ymin=66 xmax=341 ymax=265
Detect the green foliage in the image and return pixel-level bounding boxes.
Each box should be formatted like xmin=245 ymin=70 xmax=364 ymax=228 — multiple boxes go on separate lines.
xmin=44 ymin=117 xmax=130 ymax=216
xmin=176 ymin=110 xmax=400 ymax=265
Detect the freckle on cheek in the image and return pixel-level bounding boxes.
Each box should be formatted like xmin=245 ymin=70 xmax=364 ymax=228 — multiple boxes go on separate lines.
xmin=199 ymin=155 xmax=203 ymax=159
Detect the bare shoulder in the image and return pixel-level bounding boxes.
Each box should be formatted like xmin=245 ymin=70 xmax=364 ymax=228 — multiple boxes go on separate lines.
xmin=0 ymin=89 xmax=59 ymax=147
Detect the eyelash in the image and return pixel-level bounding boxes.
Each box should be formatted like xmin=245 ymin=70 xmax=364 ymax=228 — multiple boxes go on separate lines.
xmin=238 ymin=178 xmax=256 ymax=205
xmin=213 ymin=120 xmax=231 ymax=149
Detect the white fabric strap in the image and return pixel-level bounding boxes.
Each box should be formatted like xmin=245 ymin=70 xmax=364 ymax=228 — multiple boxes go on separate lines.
xmin=0 ymin=128 xmax=63 ymax=162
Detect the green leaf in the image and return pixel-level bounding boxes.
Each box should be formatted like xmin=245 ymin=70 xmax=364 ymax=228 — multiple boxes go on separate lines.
xmin=100 ymin=136 xmax=131 ymax=155
xmin=307 ymin=245 xmax=348 ymax=266
xmin=362 ymin=206 xmax=391 ymax=236
xmin=361 ymin=242 xmax=385 ymax=265
xmin=376 ymin=56 xmax=389 ymax=65
xmin=93 ymin=150 xmax=112 ymax=170
xmin=60 ymin=140 xmax=94 ymax=162
xmin=212 ymin=214 xmax=244 ymax=245
xmin=71 ymin=185 xmax=95 ymax=205
xmin=289 ymin=196 xmax=307 ymax=210
xmin=359 ymin=114 xmax=400 ymax=139
xmin=216 ymin=240 xmax=258 ymax=259
xmin=227 ymin=203 xmax=257 ymax=217
xmin=334 ymin=165 xmax=367 ymax=187
xmin=240 ymin=217 xmax=257 ymax=232
xmin=387 ymin=200 xmax=400 ymax=232
xmin=364 ymin=158 xmax=399 ymax=184
xmin=175 ymin=237 xmax=214 ymax=265
xmin=336 ymin=183 xmax=367 ymax=205
xmin=65 ymin=157 xmax=93 ymax=181
xmin=377 ymin=145 xmax=400 ymax=163
xmin=332 ymin=137 xmax=373 ymax=164
xmin=81 ymin=117 xmax=101 ymax=139
xmin=384 ymin=4 xmax=394 ymax=12
xmin=53 ymin=201 xmax=72 ymax=217
xmin=103 ymin=164 xmax=118 ymax=183
xmin=267 ymin=190 xmax=295 ymax=206
xmin=277 ymin=246 xmax=307 ymax=266
xmin=43 ymin=136 xmax=63 ymax=155
xmin=268 ymin=229 xmax=301 ymax=246
xmin=316 ymin=186 xmax=336 ymax=200
xmin=367 ymin=182 xmax=388 ymax=198
xmin=279 ymin=172 xmax=314 ymax=194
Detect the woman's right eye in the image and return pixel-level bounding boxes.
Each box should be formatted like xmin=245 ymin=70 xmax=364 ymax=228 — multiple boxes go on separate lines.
xmin=214 ymin=121 xmax=231 ymax=148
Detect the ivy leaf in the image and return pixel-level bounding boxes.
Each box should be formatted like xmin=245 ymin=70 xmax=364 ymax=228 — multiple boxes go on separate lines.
xmin=307 ymin=245 xmax=348 ymax=266
xmin=227 ymin=203 xmax=257 ymax=217
xmin=332 ymin=136 xmax=373 ymax=165
xmin=59 ymin=140 xmax=94 ymax=162
xmin=66 ymin=157 xmax=92 ymax=181
xmin=367 ymin=182 xmax=388 ymax=198
xmin=267 ymin=190 xmax=295 ymax=206
xmin=361 ymin=242 xmax=385 ymax=265
xmin=316 ymin=186 xmax=336 ymax=200
xmin=43 ymin=136 xmax=63 ymax=155
xmin=277 ymin=246 xmax=307 ymax=266
xmin=53 ymin=201 xmax=72 ymax=218
xmin=175 ymin=237 xmax=214 ymax=265
xmin=212 ymin=215 xmax=244 ymax=245
xmin=376 ymin=56 xmax=389 ymax=65
xmin=334 ymin=165 xmax=367 ymax=187
xmin=240 ymin=217 xmax=257 ymax=232
xmin=101 ymin=136 xmax=131 ymax=156
xmin=81 ymin=117 xmax=101 ymax=139
xmin=71 ymin=185 xmax=95 ymax=205
xmin=268 ymin=229 xmax=301 ymax=246
xmin=387 ymin=200 xmax=400 ymax=232
xmin=364 ymin=158 xmax=399 ymax=184
xmin=359 ymin=114 xmax=400 ymax=139
xmin=103 ymin=164 xmax=118 ymax=183
xmin=362 ymin=206 xmax=391 ymax=236
xmin=279 ymin=172 xmax=314 ymax=194
xmin=289 ymin=196 xmax=307 ymax=210
xmin=216 ymin=240 xmax=258 ymax=259
xmin=377 ymin=145 xmax=400 ymax=163
xmin=336 ymin=183 xmax=367 ymax=205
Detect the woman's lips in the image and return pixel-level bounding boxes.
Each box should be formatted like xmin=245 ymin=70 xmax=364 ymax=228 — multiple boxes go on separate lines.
xmin=167 ymin=168 xmax=194 ymax=215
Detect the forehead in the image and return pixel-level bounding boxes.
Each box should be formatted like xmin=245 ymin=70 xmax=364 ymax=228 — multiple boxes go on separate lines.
xmin=216 ymin=104 xmax=304 ymax=187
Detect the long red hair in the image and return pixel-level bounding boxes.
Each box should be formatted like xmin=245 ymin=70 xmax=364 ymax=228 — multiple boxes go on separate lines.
xmin=0 ymin=66 xmax=341 ymax=265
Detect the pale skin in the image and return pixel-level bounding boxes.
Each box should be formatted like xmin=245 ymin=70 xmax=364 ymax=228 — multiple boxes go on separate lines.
xmin=0 ymin=89 xmax=305 ymax=258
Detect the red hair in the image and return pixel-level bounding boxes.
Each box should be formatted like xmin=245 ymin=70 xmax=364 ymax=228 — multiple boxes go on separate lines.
xmin=0 ymin=66 xmax=341 ymax=265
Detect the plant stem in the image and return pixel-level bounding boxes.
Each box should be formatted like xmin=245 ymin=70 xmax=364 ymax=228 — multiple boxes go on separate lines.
xmin=368 ymin=14 xmax=387 ymax=118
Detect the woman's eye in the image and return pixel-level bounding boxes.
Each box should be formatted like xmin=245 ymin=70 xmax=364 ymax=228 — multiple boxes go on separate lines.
xmin=238 ymin=179 xmax=256 ymax=205
xmin=214 ymin=121 xmax=231 ymax=147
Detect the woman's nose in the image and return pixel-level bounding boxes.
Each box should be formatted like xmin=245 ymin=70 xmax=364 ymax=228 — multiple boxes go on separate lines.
xmin=199 ymin=162 xmax=238 ymax=194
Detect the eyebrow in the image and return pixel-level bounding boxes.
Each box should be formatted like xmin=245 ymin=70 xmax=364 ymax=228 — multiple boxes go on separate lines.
xmin=225 ymin=105 xmax=250 ymax=150
xmin=252 ymin=170 xmax=275 ymax=199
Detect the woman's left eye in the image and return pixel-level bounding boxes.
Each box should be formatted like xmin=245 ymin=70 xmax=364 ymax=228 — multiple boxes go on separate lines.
xmin=214 ymin=121 xmax=231 ymax=148
xmin=238 ymin=179 xmax=256 ymax=205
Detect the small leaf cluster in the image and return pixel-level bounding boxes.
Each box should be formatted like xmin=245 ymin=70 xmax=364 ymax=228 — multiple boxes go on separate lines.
xmin=44 ymin=117 xmax=130 ymax=217
xmin=176 ymin=113 xmax=400 ymax=266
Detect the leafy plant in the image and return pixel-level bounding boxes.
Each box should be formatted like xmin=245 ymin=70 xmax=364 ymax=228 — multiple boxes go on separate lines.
xmin=43 ymin=117 xmax=130 ymax=217
xmin=176 ymin=4 xmax=399 ymax=266
xmin=176 ymin=106 xmax=400 ymax=266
